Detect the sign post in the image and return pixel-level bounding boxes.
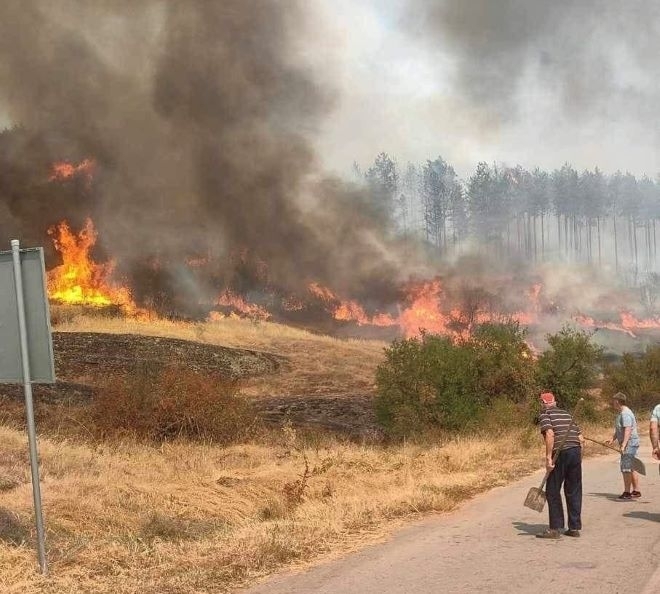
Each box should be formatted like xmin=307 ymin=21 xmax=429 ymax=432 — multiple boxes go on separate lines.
xmin=0 ymin=241 xmax=55 ymax=575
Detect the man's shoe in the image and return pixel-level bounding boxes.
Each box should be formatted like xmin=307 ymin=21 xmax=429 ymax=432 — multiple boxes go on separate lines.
xmin=631 ymin=491 xmax=641 ymax=498
xmin=536 ymin=529 xmax=561 ymax=539
xmin=618 ymin=492 xmax=632 ymax=500
xmin=564 ymin=529 xmax=581 ymax=537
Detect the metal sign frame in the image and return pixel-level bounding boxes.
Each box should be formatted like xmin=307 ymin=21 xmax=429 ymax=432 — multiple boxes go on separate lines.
xmin=0 ymin=240 xmax=53 ymax=575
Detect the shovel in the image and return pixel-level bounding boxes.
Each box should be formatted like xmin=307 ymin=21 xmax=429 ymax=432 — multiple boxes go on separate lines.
xmin=524 ymin=398 xmax=583 ymax=512
xmin=583 ymin=437 xmax=646 ymax=475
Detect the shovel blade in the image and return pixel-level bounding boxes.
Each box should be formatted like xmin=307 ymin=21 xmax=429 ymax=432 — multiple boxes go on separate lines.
xmin=633 ymin=457 xmax=646 ymax=476
xmin=524 ymin=487 xmax=546 ymax=512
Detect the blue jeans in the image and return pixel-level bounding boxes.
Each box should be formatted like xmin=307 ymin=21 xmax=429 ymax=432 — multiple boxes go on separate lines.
xmin=546 ymin=446 xmax=582 ymax=530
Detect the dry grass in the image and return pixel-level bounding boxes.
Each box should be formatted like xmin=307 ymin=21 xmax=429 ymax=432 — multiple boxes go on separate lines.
xmin=53 ymin=313 xmax=385 ymax=399
xmin=0 ymin=313 xmax=612 ymax=592
xmin=0 ymin=421 xmax=610 ymax=594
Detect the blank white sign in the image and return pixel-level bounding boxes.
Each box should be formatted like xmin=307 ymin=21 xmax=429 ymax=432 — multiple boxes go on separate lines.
xmin=0 ymin=248 xmax=55 ymax=383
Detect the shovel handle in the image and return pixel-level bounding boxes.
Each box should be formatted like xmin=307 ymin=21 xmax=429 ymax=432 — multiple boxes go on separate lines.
xmin=583 ymin=436 xmax=621 ymax=453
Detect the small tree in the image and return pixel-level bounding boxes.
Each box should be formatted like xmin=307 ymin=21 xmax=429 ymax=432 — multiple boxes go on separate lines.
xmin=536 ymin=326 xmax=603 ymax=410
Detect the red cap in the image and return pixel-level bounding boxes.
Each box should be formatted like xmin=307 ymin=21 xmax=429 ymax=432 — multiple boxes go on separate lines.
xmin=540 ymin=392 xmax=555 ymax=404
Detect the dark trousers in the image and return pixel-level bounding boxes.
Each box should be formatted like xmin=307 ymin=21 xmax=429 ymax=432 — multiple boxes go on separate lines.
xmin=546 ymin=446 xmax=582 ymax=530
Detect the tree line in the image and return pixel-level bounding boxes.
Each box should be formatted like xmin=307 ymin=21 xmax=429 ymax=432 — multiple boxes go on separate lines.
xmin=355 ymin=153 xmax=660 ymax=283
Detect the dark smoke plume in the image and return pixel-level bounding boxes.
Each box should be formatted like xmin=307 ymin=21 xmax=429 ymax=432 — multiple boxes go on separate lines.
xmin=0 ymin=1 xmax=403 ymax=310
xmin=406 ymin=1 xmax=660 ymax=127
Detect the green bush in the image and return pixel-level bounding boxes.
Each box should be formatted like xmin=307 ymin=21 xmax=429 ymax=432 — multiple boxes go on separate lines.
xmin=536 ymin=325 xmax=603 ymax=416
xmin=602 ymin=345 xmax=660 ymax=412
xmin=375 ymin=321 xmax=536 ymax=437
xmin=375 ymin=322 xmax=606 ymax=438
xmin=471 ymin=322 xmax=538 ymax=405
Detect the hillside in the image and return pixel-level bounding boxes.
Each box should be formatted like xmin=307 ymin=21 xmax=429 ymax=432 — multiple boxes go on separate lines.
xmin=0 ymin=313 xmax=611 ymax=594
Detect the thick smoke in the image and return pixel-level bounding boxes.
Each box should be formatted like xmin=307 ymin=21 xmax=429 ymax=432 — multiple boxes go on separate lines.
xmin=0 ymin=1 xmax=403 ymax=308
xmin=406 ymin=1 xmax=660 ymax=129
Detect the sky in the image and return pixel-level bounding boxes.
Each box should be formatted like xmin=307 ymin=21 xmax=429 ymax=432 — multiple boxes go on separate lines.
xmin=1 ymin=1 xmax=658 ymax=183
xmin=307 ymin=0 xmax=660 ymax=179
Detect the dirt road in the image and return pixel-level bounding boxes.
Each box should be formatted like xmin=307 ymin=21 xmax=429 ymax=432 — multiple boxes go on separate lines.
xmin=244 ymin=445 xmax=660 ymax=594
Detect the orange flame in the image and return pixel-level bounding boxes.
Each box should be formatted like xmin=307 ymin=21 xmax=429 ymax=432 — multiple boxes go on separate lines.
xmin=49 ymin=159 xmax=95 ymax=185
xmin=576 ymin=311 xmax=660 ymax=337
xmin=214 ymin=290 xmax=271 ymax=320
xmin=619 ymin=311 xmax=660 ymax=331
xmin=573 ymin=313 xmax=637 ymax=338
xmin=397 ymin=280 xmax=452 ymax=338
xmin=307 ymin=282 xmax=396 ymax=327
xmin=47 ymin=219 xmax=137 ymax=313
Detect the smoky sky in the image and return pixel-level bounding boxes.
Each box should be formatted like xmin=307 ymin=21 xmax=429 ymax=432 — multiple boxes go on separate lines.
xmin=0 ymin=0 xmax=403 ymax=305
xmin=406 ymin=1 xmax=660 ymax=131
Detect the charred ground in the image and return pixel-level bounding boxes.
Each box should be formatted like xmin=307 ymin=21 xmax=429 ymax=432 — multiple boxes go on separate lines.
xmin=0 ymin=330 xmax=381 ymax=436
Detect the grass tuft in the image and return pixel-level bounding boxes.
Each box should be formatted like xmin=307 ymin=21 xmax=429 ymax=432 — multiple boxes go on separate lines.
xmin=0 ymin=508 xmax=30 ymax=546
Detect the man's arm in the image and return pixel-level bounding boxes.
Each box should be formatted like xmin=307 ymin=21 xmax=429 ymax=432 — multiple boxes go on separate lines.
xmin=621 ymin=426 xmax=632 ymax=452
xmin=544 ymin=428 xmax=555 ymax=470
xmin=650 ymin=418 xmax=659 ymax=453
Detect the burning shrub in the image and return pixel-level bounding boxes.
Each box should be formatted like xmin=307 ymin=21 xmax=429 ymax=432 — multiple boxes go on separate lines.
xmin=536 ymin=326 xmax=604 ymax=415
xmin=92 ymin=362 xmax=258 ymax=443
xmin=375 ymin=321 xmax=536 ymax=437
xmin=602 ymin=345 xmax=660 ymax=411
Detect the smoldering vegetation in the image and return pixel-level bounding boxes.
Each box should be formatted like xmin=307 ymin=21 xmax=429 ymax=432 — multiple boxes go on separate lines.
xmin=0 ymin=1 xmax=657 ymax=335
xmin=0 ymin=1 xmax=404 ymax=309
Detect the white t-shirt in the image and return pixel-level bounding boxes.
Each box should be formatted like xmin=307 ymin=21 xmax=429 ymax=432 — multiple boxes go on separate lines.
xmin=650 ymin=404 xmax=660 ymax=424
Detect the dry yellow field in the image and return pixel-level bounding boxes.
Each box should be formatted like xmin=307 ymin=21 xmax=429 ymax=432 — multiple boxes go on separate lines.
xmin=0 ymin=314 xmax=611 ymax=593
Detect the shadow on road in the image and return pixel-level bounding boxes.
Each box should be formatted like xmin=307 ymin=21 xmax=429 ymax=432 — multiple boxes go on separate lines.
xmin=587 ymin=492 xmax=621 ymax=501
xmin=512 ymin=521 xmax=547 ymax=536
xmin=623 ymin=511 xmax=660 ymax=523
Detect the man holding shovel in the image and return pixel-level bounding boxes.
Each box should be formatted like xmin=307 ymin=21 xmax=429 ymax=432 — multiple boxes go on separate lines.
xmin=536 ymin=391 xmax=584 ymax=539
xmin=606 ymin=392 xmax=641 ymax=500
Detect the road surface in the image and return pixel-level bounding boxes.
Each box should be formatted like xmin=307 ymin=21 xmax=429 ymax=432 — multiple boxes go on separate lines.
xmin=244 ymin=445 xmax=660 ymax=594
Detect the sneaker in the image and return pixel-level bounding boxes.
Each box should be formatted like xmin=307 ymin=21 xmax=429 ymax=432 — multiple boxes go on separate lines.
xmin=618 ymin=492 xmax=632 ymax=500
xmin=631 ymin=491 xmax=641 ymax=498
xmin=564 ymin=529 xmax=581 ymax=537
xmin=536 ymin=529 xmax=561 ymax=539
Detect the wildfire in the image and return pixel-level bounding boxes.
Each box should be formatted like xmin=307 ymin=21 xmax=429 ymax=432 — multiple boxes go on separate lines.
xmin=619 ymin=311 xmax=660 ymax=331
xmin=47 ymin=219 xmax=138 ymax=313
xmin=49 ymin=159 xmax=95 ymax=185
xmin=214 ymin=290 xmax=271 ymax=320
xmin=574 ymin=310 xmax=660 ymax=337
xmin=306 ymin=279 xmax=546 ymax=339
xmin=307 ymin=282 xmax=396 ymax=327
xmin=42 ymin=214 xmax=660 ymax=343
xmin=397 ymin=280 xmax=452 ymax=338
